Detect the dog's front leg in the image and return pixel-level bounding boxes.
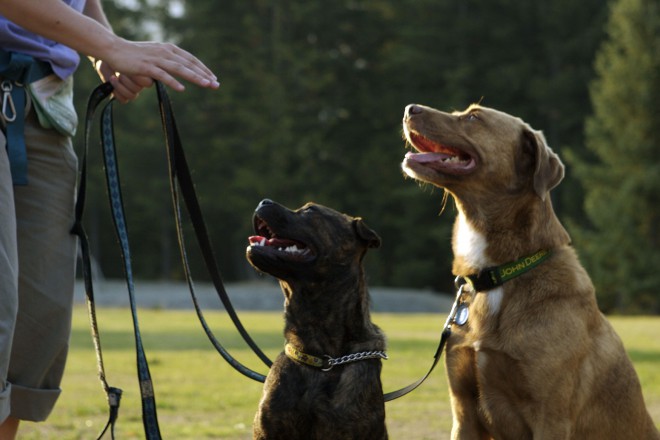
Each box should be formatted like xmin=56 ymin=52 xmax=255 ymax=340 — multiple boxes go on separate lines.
xmin=446 ymin=346 xmax=491 ymax=440
xmin=531 ymin=423 xmax=571 ymax=440
xmin=527 ymin=397 xmax=573 ymax=440
xmin=449 ymin=400 xmax=491 ymax=440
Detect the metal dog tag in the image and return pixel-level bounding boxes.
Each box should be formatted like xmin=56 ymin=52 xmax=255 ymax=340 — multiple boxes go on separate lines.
xmin=454 ymin=303 xmax=469 ymax=326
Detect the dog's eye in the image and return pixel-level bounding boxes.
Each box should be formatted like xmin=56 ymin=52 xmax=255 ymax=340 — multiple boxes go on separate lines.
xmin=465 ymin=113 xmax=480 ymax=121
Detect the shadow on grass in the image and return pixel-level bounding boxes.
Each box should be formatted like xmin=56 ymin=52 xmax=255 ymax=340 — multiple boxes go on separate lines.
xmin=70 ymin=327 xmax=284 ymax=351
xmin=628 ymin=349 xmax=660 ymax=364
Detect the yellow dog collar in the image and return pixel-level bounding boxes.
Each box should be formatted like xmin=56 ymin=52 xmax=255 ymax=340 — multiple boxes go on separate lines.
xmin=285 ymin=343 xmax=387 ymax=371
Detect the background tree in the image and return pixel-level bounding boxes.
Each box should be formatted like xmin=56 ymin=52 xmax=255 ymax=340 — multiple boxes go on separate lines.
xmin=568 ymin=0 xmax=660 ymax=313
xmin=73 ymin=0 xmax=614 ymax=300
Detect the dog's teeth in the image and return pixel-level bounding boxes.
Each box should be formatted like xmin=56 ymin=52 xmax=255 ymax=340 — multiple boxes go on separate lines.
xmin=439 ymin=155 xmax=469 ymax=165
xmin=284 ymin=245 xmax=299 ymax=254
xmin=260 ymin=237 xmax=266 ymax=246
xmin=281 ymin=245 xmax=308 ymax=255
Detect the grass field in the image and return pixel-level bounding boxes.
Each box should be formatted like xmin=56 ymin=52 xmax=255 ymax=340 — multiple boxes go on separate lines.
xmin=18 ymin=307 xmax=660 ymax=439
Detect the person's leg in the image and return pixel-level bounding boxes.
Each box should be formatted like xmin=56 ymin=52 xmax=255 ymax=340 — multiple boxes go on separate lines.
xmin=0 ymin=127 xmax=20 ymax=438
xmin=7 ymin=109 xmax=78 ymax=423
xmin=0 ymin=127 xmax=20 ymax=437
xmin=0 ymin=416 xmax=19 ymax=438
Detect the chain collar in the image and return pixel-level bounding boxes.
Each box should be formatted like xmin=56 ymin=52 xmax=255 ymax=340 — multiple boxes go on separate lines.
xmin=285 ymin=343 xmax=387 ymax=371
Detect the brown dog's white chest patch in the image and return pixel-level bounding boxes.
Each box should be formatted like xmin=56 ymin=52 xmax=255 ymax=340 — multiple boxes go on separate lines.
xmin=454 ymin=213 xmax=504 ymax=315
xmin=454 ymin=213 xmax=491 ymax=268
xmin=485 ymin=287 xmax=503 ymax=315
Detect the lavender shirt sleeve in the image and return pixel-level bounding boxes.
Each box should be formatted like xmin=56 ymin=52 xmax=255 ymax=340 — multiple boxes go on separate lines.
xmin=0 ymin=0 xmax=87 ymax=80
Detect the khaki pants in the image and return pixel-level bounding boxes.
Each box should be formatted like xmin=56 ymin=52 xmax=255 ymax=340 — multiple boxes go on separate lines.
xmin=0 ymin=107 xmax=78 ymax=422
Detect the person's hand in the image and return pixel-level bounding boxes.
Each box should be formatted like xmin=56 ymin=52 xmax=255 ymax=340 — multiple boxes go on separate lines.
xmin=94 ymin=59 xmax=153 ymax=103
xmin=96 ymin=38 xmax=219 ymax=100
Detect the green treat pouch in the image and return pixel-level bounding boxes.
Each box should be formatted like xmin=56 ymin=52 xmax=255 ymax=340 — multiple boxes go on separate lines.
xmin=27 ymin=74 xmax=78 ymax=137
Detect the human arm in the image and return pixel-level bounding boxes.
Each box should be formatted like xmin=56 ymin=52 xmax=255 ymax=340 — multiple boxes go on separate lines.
xmin=0 ymin=0 xmax=218 ymax=100
xmin=82 ymin=0 xmax=155 ymax=103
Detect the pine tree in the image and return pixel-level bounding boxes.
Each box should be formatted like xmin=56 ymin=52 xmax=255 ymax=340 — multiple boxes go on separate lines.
xmin=570 ymin=0 xmax=660 ymax=312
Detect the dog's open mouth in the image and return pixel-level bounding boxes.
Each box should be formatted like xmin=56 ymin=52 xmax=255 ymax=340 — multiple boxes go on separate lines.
xmin=248 ymin=217 xmax=314 ymax=260
xmin=404 ymin=131 xmax=477 ymax=175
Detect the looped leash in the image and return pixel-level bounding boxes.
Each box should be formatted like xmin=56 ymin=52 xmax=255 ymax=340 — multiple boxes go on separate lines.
xmin=153 ymin=81 xmax=271 ymax=379
xmin=75 ymin=82 xmax=275 ymax=437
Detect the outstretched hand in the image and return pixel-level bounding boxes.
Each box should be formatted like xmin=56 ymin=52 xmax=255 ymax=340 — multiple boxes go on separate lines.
xmin=94 ymin=39 xmax=219 ymax=103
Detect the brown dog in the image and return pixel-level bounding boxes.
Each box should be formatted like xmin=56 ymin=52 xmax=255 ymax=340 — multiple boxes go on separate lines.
xmin=401 ymin=103 xmax=659 ymax=439
xmin=246 ymin=199 xmax=387 ymax=440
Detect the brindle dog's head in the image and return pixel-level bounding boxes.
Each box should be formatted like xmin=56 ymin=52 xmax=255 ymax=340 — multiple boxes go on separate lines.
xmin=401 ymin=103 xmax=564 ymax=203
xmin=246 ymin=199 xmax=380 ymax=283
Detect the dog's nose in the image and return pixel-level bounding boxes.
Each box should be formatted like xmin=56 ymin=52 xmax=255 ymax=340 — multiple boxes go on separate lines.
xmin=257 ymin=199 xmax=274 ymax=210
xmin=405 ymin=104 xmax=424 ymax=118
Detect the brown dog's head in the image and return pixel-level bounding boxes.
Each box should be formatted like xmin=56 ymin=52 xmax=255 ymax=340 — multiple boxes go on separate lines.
xmin=401 ymin=104 xmax=564 ymax=202
xmin=246 ymin=199 xmax=381 ymax=283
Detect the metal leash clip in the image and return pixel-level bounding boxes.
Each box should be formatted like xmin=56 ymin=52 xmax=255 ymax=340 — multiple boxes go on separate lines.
xmin=450 ymin=276 xmax=470 ymax=327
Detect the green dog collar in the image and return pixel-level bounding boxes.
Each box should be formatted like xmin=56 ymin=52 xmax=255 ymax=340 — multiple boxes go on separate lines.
xmin=460 ymin=249 xmax=552 ymax=292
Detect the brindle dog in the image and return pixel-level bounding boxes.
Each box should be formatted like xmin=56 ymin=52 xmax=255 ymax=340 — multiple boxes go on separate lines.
xmin=246 ymin=199 xmax=387 ymax=440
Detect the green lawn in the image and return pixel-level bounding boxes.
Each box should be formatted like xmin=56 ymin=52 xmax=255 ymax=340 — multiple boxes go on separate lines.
xmin=18 ymin=308 xmax=660 ymax=439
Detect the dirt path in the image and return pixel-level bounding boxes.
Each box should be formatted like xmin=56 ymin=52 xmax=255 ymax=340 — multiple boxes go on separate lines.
xmin=74 ymin=279 xmax=453 ymax=313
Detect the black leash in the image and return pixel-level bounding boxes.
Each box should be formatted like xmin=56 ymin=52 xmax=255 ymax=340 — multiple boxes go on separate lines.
xmin=75 ymin=82 xmax=275 ymax=438
xmin=153 ymin=81 xmax=271 ymax=378
xmin=71 ymin=82 xmax=123 ymax=440
xmin=99 ymin=96 xmax=163 ymax=439
xmin=73 ymin=82 xmax=162 ymax=439
xmin=384 ymin=249 xmax=555 ymax=400
xmin=383 ymin=278 xmax=464 ymax=401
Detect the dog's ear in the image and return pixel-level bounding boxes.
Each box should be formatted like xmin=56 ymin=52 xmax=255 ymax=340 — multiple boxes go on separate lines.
xmin=353 ymin=219 xmax=381 ymax=249
xmin=523 ymin=127 xmax=565 ymax=200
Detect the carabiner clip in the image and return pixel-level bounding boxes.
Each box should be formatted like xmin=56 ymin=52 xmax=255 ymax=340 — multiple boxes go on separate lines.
xmin=1 ymin=80 xmax=17 ymax=123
